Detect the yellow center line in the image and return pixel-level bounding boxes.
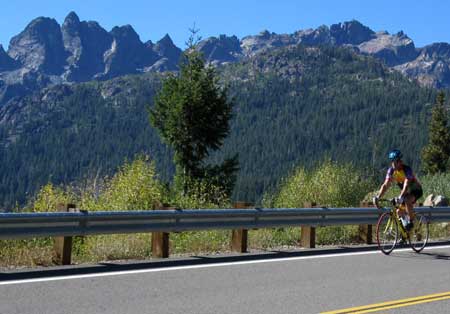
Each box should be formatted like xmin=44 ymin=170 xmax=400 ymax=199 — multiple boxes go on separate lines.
xmin=321 ymin=291 xmax=450 ymax=314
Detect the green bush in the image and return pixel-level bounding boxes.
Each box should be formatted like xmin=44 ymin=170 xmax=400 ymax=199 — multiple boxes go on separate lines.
xmin=264 ymin=160 xmax=376 ymax=245
xmin=29 ymin=154 xmax=165 ymax=212
xmin=169 ymin=177 xmax=231 ymax=209
xmin=31 ymin=183 xmax=75 ymax=212
xmin=420 ymin=172 xmax=450 ymax=199
xmin=80 ymin=155 xmax=164 ymax=211
xmin=270 ymin=160 xmax=375 ymax=208
xmin=11 ymin=160 xmax=449 ymax=268
xmin=7 ymin=155 xmax=166 ymax=266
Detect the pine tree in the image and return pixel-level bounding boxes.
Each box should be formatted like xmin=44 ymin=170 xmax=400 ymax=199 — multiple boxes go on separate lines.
xmin=421 ymin=91 xmax=450 ymax=174
xmin=150 ymin=29 xmax=238 ymax=196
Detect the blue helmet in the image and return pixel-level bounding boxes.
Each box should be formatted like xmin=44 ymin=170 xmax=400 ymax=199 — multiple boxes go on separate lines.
xmin=388 ymin=149 xmax=403 ymax=161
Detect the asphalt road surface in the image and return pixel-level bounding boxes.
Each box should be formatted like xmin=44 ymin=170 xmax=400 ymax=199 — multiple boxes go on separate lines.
xmin=1 ymin=243 xmax=449 ymax=314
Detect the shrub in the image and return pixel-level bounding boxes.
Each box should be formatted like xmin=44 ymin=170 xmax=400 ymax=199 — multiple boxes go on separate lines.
xmin=83 ymin=155 xmax=164 ymax=211
xmin=169 ymin=177 xmax=231 ymax=209
xmin=420 ymin=172 xmax=450 ymax=199
xmin=31 ymin=183 xmax=74 ymax=212
xmin=270 ymin=160 xmax=375 ymax=208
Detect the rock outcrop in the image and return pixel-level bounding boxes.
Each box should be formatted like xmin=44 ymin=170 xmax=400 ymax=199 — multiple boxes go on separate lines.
xmin=151 ymin=34 xmax=182 ymax=71
xmin=101 ymin=24 xmax=157 ymax=78
xmin=358 ymin=31 xmax=418 ymax=66
xmin=62 ymin=11 xmax=113 ymax=81
xmin=2 ymin=13 xmax=450 ymax=106
xmin=197 ymin=35 xmax=242 ymax=65
xmin=0 ymin=12 xmax=177 ymax=104
xmin=330 ymin=20 xmax=375 ymax=45
xmin=395 ymin=43 xmax=450 ymax=88
xmin=241 ymin=30 xmax=296 ymax=56
xmin=8 ymin=17 xmax=67 ymax=74
xmin=423 ymin=194 xmax=449 ymax=206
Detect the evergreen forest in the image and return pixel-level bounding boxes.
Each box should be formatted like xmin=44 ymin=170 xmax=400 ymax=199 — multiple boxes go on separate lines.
xmin=0 ymin=44 xmax=445 ymax=209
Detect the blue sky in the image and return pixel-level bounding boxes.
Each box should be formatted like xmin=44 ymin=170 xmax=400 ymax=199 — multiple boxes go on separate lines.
xmin=1 ymin=1 xmax=449 ymax=50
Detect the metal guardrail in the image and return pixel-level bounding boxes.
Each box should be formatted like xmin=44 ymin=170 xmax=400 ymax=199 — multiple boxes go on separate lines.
xmin=0 ymin=207 xmax=449 ymax=240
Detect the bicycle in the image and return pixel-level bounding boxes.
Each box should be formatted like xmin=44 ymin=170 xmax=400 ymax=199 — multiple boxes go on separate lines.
xmin=375 ymin=198 xmax=429 ymax=255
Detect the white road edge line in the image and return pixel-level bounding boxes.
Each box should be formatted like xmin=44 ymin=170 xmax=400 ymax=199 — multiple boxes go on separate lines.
xmin=1 ymin=245 xmax=450 ymax=286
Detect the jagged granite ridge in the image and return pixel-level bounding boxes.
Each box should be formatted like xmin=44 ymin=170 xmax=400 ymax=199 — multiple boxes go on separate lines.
xmin=1 ymin=13 xmax=450 ymax=107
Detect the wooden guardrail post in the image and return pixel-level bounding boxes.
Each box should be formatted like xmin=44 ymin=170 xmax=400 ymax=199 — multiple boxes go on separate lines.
xmin=53 ymin=203 xmax=76 ymax=265
xmin=359 ymin=201 xmax=373 ymax=244
xmin=231 ymin=202 xmax=252 ymax=253
xmin=152 ymin=205 xmax=171 ymax=258
xmin=300 ymin=202 xmax=316 ymax=248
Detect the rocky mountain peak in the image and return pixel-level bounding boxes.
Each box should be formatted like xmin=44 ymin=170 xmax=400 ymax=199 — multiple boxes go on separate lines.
xmin=152 ymin=34 xmax=182 ymax=68
xmin=295 ymin=25 xmax=333 ymax=46
xmin=102 ymin=24 xmax=158 ymax=78
xmin=63 ymin=11 xmax=81 ymax=29
xmin=111 ymin=25 xmax=141 ymax=43
xmin=145 ymin=40 xmax=154 ymax=49
xmin=157 ymin=34 xmax=175 ymax=47
xmin=358 ymin=29 xmax=417 ymax=66
xmin=197 ymin=35 xmax=241 ymax=64
xmin=258 ymin=30 xmax=272 ymax=39
xmin=62 ymin=12 xmax=82 ymax=50
xmin=421 ymin=42 xmax=450 ymax=59
xmin=8 ymin=16 xmax=67 ymax=74
xmin=330 ymin=20 xmax=375 ymax=45
xmin=241 ymin=30 xmax=296 ymax=56
xmin=395 ymin=42 xmax=450 ymax=88
xmin=61 ymin=13 xmax=114 ymax=82
xmin=2 ymin=12 xmax=450 ymax=105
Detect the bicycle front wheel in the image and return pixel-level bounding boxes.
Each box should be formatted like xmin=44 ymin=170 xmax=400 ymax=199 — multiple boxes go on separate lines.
xmin=377 ymin=212 xmax=398 ymax=255
xmin=410 ymin=214 xmax=429 ymax=253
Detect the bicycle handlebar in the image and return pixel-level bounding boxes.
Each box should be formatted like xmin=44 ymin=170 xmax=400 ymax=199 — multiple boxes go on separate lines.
xmin=374 ymin=198 xmax=397 ymax=209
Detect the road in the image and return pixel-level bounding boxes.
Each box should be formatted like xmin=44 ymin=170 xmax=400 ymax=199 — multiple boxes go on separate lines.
xmin=0 ymin=243 xmax=449 ymax=314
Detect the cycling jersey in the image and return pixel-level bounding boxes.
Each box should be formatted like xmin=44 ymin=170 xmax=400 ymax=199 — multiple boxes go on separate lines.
xmin=385 ymin=164 xmax=423 ymax=199
xmin=385 ymin=165 xmax=417 ymax=188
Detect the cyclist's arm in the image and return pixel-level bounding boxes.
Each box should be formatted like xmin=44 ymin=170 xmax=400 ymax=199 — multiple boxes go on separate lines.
xmin=377 ymin=178 xmax=391 ymax=198
xmin=399 ymin=178 xmax=410 ymax=199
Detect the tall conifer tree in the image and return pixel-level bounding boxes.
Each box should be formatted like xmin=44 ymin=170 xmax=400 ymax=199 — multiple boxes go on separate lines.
xmin=421 ymin=91 xmax=450 ymax=174
xmin=150 ymin=29 xmax=238 ymax=196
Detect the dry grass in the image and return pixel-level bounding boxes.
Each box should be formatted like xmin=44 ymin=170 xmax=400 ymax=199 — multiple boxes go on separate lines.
xmin=5 ymin=224 xmax=446 ymax=267
xmin=0 ymin=239 xmax=55 ymax=268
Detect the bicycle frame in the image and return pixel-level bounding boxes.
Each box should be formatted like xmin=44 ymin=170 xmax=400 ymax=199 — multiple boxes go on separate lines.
xmin=376 ymin=198 xmax=429 ymax=254
xmin=384 ymin=205 xmax=409 ymax=241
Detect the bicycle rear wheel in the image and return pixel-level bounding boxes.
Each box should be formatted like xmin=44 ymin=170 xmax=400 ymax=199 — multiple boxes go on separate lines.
xmin=410 ymin=214 xmax=429 ymax=253
xmin=376 ymin=212 xmax=398 ymax=255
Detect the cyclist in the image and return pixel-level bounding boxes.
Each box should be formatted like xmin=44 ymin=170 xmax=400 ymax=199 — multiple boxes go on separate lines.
xmin=373 ymin=149 xmax=423 ymax=231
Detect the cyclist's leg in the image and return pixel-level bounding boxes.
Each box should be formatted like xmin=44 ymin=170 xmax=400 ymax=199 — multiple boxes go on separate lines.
xmin=404 ymin=194 xmax=416 ymax=220
xmin=404 ymin=184 xmax=423 ymax=220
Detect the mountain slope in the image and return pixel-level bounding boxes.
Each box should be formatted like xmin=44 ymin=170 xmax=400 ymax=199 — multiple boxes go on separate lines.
xmin=0 ymin=44 xmax=437 ymax=208
xmin=0 ymin=74 xmax=174 ymax=207
xmin=218 ymin=45 xmax=436 ymax=201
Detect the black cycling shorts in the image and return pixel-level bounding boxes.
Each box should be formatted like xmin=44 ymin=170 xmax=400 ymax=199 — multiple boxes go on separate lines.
xmin=406 ymin=186 xmax=423 ymax=202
